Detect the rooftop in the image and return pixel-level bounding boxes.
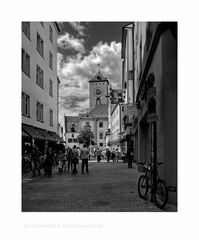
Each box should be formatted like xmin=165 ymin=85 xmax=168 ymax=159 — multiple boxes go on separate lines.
xmin=89 ymin=71 xmax=109 ymax=83
xmin=88 ymin=104 xmax=108 ymax=118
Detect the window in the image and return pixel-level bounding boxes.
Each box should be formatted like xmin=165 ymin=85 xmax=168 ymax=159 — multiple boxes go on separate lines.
xmin=36 ymin=101 xmax=44 ymax=122
xmin=99 ymin=143 xmax=103 ymax=147
xmin=22 ymin=22 xmax=30 ymax=39
xmin=96 ymin=97 xmax=101 ymax=105
xmin=71 ymin=127 xmax=75 ymax=132
xmin=37 ymin=32 xmax=44 ymax=57
xmin=22 ymin=49 xmax=30 ymax=76
xmin=49 ymin=25 xmax=53 ymax=43
xmin=68 ymin=138 xmax=72 ymax=143
xmin=49 ymin=51 xmax=53 ymax=69
xmin=40 ymin=22 xmax=44 ymax=27
xmin=36 ymin=65 xmax=44 ymax=88
xmin=22 ymin=92 xmax=30 ymax=117
xmin=99 ymin=132 xmax=103 ymax=139
xmin=49 ymin=79 xmax=53 ymax=96
xmin=73 ymin=139 xmax=78 ymax=143
xmin=72 ymin=133 xmax=74 ymax=138
xmin=99 ymin=122 xmax=103 ymax=128
xmin=49 ymin=109 xmax=53 ymax=126
xmin=86 ymin=122 xmax=90 ymax=127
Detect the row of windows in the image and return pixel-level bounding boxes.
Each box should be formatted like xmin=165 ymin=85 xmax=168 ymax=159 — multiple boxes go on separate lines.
xmin=91 ymin=83 xmax=105 ymax=86
xmin=36 ymin=33 xmax=54 ymax=68
xmin=22 ymin=49 xmax=53 ymax=96
xmin=22 ymin=23 xmax=54 ymax=71
xmin=22 ymin=92 xmax=53 ymax=126
xmin=68 ymin=138 xmax=78 ymax=143
xmin=84 ymin=121 xmax=103 ymax=128
xmin=22 ymin=22 xmax=53 ymax=44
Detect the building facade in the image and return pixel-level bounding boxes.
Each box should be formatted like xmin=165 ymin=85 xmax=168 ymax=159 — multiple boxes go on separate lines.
xmin=136 ymin=22 xmax=177 ymax=204
xmin=64 ymin=71 xmax=109 ymax=149
xmin=120 ymin=23 xmax=138 ymax=157
xmin=121 ymin=22 xmax=177 ymax=204
xmin=65 ymin=116 xmax=80 ymax=148
xmin=22 ymin=22 xmax=63 ymax=154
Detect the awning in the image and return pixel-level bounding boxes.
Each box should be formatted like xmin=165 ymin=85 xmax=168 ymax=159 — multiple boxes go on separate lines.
xmin=35 ymin=127 xmax=56 ymax=142
xmin=22 ymin=124 xmax=46 ymax=140
xmin=48 ymin=131 xmax=65 ymax=143
xmin=22 ymin=129 xmax=30 ymax=138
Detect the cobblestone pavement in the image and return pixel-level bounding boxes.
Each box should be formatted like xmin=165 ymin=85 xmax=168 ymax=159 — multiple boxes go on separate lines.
xmin=22 ymin=161 xmax=177 ymax=212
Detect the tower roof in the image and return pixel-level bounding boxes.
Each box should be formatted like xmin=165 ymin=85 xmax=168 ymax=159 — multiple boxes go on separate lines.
xmin=89 ymin=71 xmax=109 ymax=83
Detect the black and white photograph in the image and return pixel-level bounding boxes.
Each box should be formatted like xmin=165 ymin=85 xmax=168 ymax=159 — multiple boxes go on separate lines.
xmin=2 ymin=0 xmax=199 ymax=239
xmin=21 ymin=21 xmax=177 ymax=212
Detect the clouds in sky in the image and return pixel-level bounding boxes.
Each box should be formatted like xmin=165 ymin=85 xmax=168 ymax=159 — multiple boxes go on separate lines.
xmin=57 ymin=32 xmax=86 ymax=53
xmin=69 ymin=22 xmax=88 ymax=37
xmin=57 ymin=29 xmax=122 ymax=123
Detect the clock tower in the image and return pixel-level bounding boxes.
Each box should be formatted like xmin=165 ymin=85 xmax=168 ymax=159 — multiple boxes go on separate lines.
xmin=89 ymin=70 xmax=109 ymax=111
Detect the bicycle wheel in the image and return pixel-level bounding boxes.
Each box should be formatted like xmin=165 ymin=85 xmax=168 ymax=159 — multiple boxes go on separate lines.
xmin=138 ymin=175 xmax=149 ymax=199
xmin=154 ymin=179 xmax=168 ymax=209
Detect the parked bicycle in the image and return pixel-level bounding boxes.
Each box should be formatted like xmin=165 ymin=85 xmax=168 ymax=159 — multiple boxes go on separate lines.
xmin=137 ymin=161 xmax=168 ymax=209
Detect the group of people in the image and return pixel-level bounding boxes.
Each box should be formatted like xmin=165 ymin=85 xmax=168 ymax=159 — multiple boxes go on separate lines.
xmin=94 ymin=148 xmax=121 ymax=163
xmin=57 ymin=144 xmax=90 ymax=175
xmin=22 ymin=144 xmax=135 ymax=178
xmin=22 ymin=144 xmax=91 ymax=178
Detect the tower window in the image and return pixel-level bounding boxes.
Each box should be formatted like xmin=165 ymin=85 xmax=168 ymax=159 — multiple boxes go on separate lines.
xmin=96 ymin=97 xmax=101 ymax=105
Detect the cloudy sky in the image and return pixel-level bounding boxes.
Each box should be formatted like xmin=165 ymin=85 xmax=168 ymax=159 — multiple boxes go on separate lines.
xmin=57 ymin=22 xmax=129 ymax=125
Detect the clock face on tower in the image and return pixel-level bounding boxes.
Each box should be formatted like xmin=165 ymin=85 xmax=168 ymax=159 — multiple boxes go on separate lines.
xmin=93 ymin=87 xmax=103 ymax=97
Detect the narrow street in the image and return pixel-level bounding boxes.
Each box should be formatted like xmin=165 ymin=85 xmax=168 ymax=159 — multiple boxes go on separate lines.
xmin=22 ymin=161 xmax=176 ymax=212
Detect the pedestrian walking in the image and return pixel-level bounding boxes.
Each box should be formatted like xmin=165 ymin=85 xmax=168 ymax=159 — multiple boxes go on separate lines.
xmin=22 ymin=150 xmax=31 ymax=174
xmin=62 ymin=149 xmax=67 ymax=172
xmin=127 ymin=145 xmax=134 ymax=168
xmin=106 ymin=148 xmax=111 ymax=163
xmin=44 ymin=147 xmax=54 ymax=177
xmin=80 ymin=144 xmax=90 ymax=174
xmin=57 ymin=150 xmax=65 ymax=173
xmin=31 ymin=146 xmax=41 ymax=177
xmin=115 ymin=148 xmax=120 ymax=162
xmin=111 ymin=149 xmax=116 ymax=162
xmin=96 ymin=147 xmax=102 ymax=162
xmin=67 ymin=147 xmax=73 ymax=172
xmin=72 ymin=145 xmax=78 ymax=175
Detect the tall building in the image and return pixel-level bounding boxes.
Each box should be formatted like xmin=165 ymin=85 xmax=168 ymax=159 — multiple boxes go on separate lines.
xmin=64 ymin=70 xmax=109 ymax=149
xmin=89 ymin=71 xmax=109 ymax=110
xmin=121 ymin=22 xmax=177 ymax=204
xmin=22 ymin=22 xmax=64 ymax=154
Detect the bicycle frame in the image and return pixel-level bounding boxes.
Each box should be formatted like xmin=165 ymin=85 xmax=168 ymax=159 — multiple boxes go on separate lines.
xmin=140 ymin=162 xmax=162 ymax=201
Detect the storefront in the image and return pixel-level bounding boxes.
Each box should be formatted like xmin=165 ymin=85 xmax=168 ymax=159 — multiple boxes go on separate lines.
xmin=22 ymin=124 xmax=65 ymax=154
